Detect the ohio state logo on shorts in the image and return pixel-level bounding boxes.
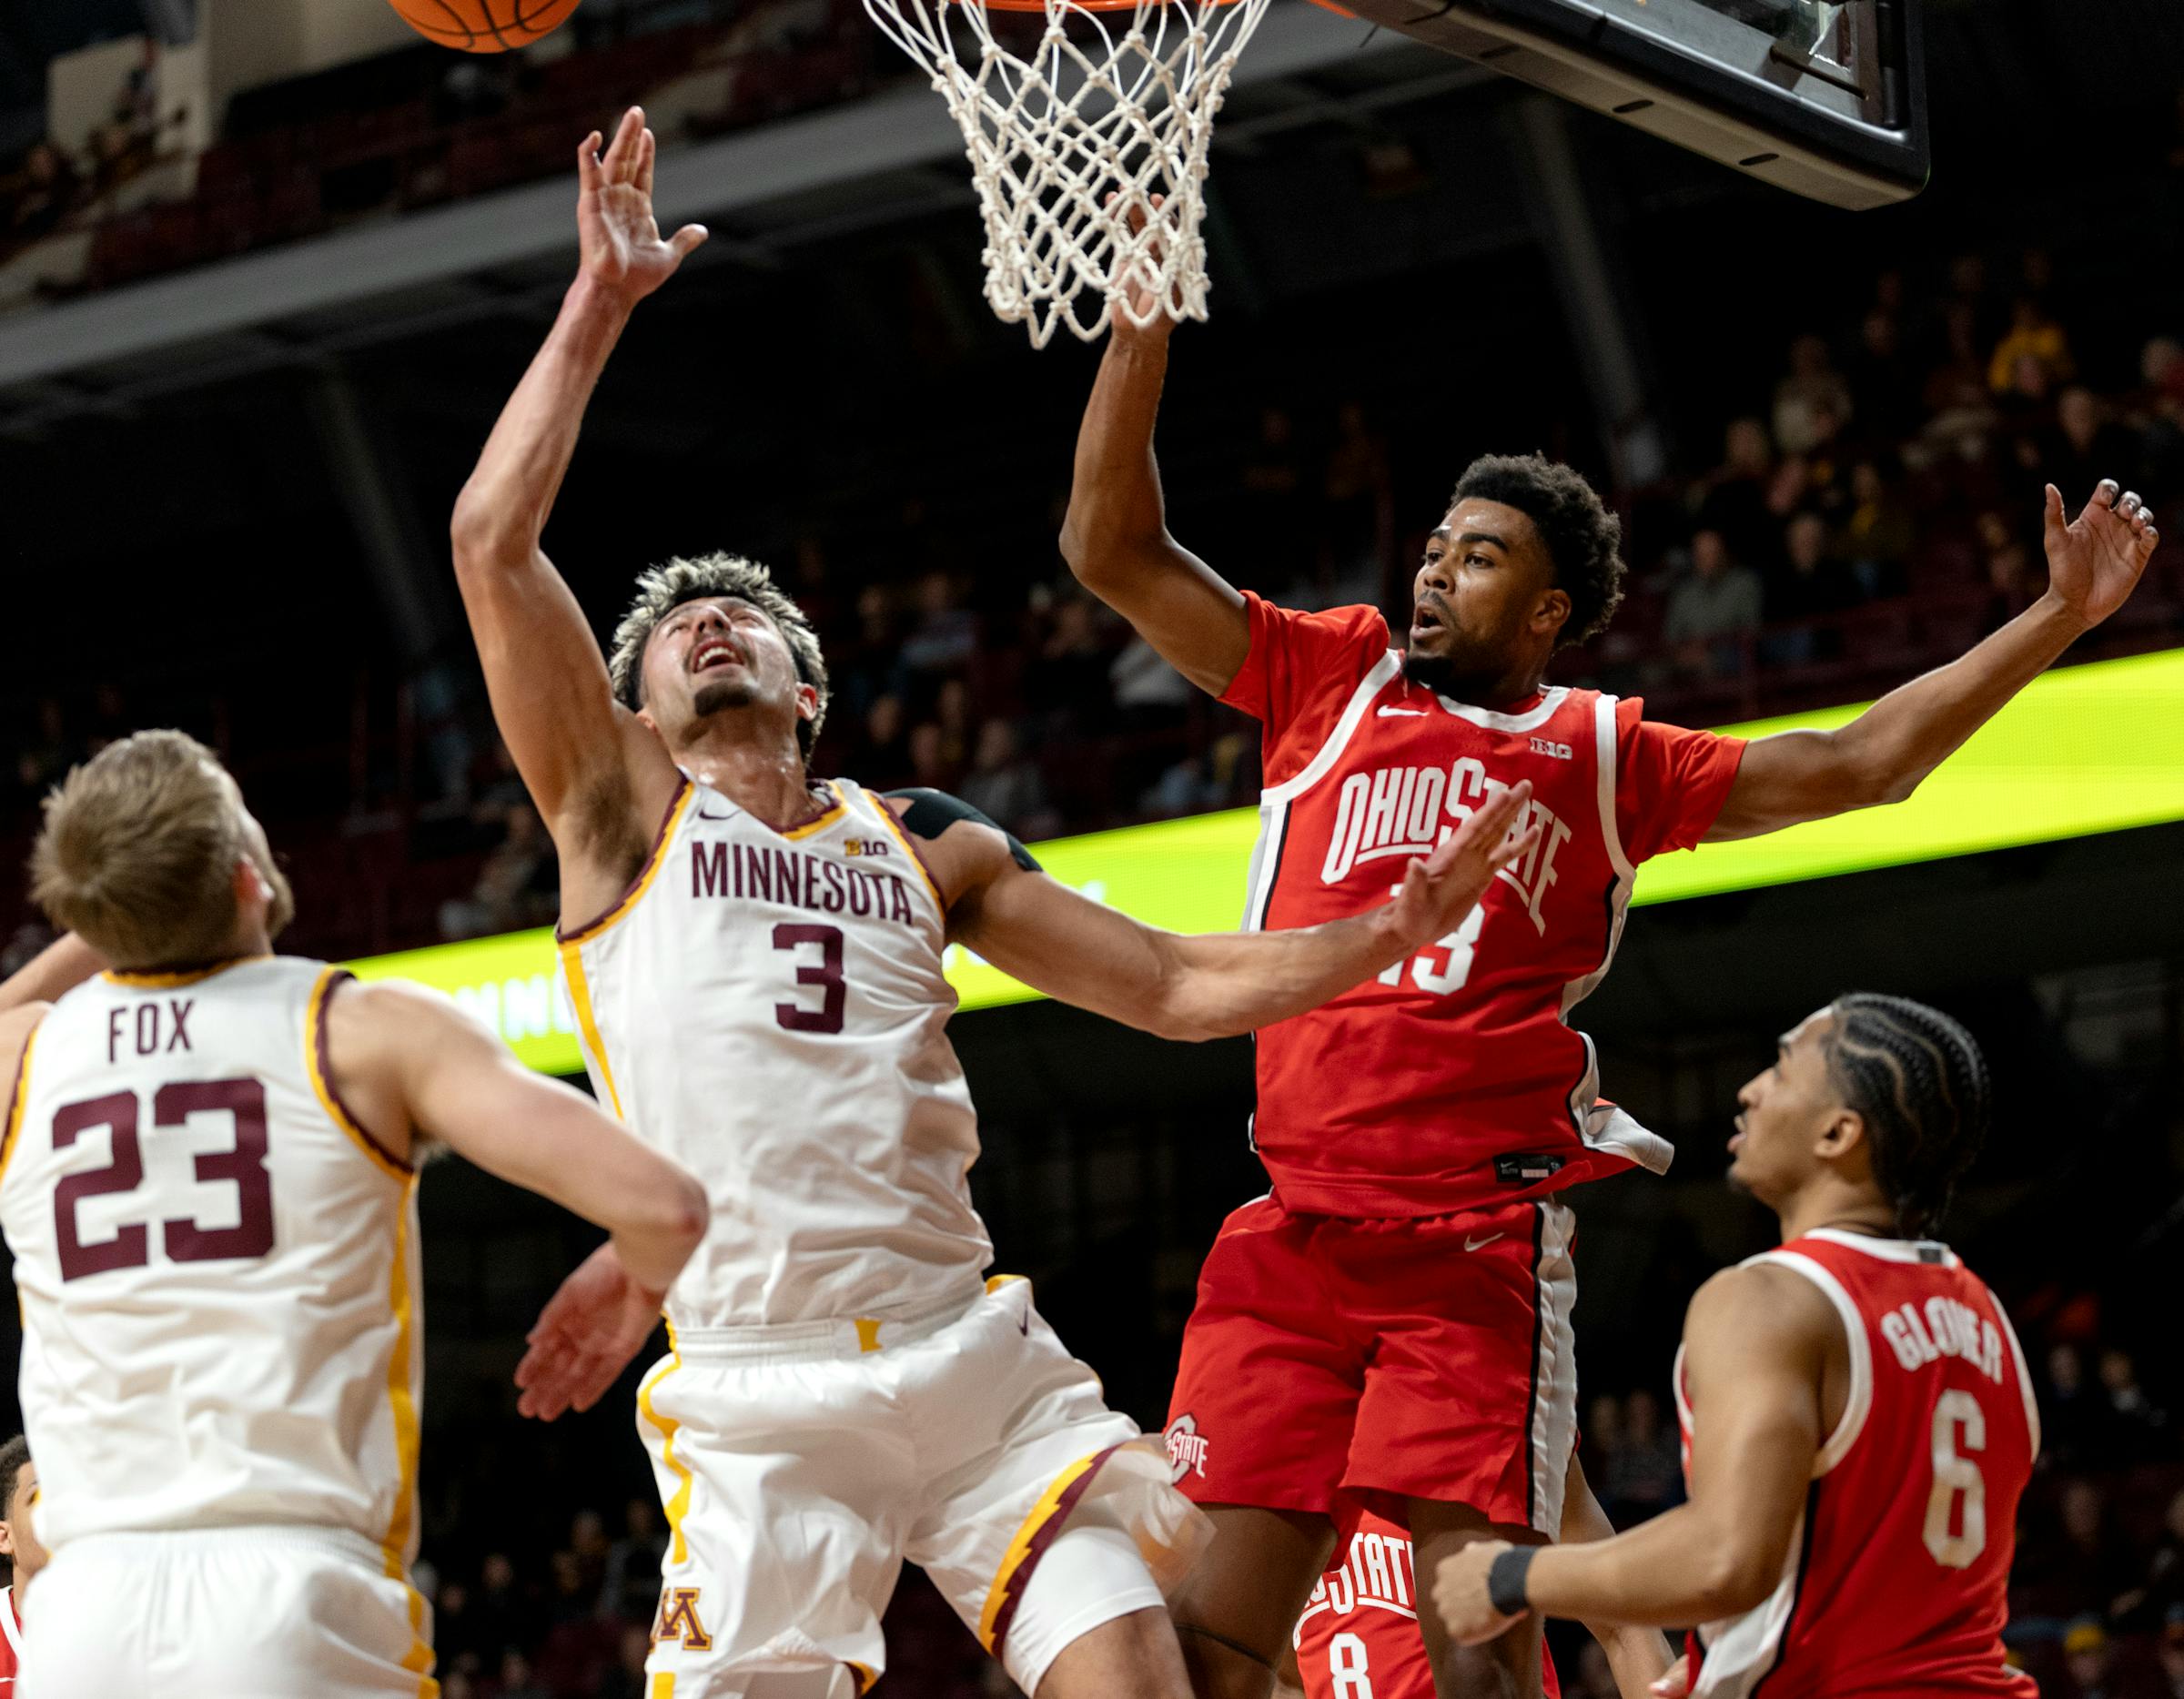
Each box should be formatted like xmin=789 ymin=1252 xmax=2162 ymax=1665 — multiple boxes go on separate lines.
xmin=1165 ymin=1413 xmax=1210 ymax=1483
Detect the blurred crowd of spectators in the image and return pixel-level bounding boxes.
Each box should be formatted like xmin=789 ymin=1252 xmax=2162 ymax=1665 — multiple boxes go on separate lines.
xmin=0 ymin=41 xmax=172 ymax=262
xmin=1608 ymin=248 xmax=2183 ymax=720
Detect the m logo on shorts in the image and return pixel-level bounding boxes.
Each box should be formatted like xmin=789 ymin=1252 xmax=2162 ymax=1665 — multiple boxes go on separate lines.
xmin=653 ymin=1586 xmax=714 ymax=1652
xmin=1165 ymin=1413 xmax=1210 ymax=1483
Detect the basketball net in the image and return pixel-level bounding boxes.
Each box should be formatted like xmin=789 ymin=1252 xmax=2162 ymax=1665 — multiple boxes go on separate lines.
xmin=862 ymin=0 xmax=1272 ymax=347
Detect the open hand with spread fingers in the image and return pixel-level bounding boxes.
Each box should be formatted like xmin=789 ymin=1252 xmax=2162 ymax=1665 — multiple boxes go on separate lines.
xmin=514 ymin=1240 xmax=669 ymax=1421
xmin=1381 ymin=780 xmax=1539 ymax=951
xmin=578 ymin=106 xmax=708 ymax=308
xmin=2042 ymin=477 xmax=2159 ymax=630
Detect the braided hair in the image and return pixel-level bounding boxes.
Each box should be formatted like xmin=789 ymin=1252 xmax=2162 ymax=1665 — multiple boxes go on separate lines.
xmin=1820 ymin=994 xmax=1992 ymax=1239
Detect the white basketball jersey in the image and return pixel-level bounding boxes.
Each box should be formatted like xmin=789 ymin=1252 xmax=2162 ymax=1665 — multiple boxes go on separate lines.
xmin=0 ymin=956 xmax=423 ymax=1564
xmin=558 ymin=776 xmax=991 ymax=1330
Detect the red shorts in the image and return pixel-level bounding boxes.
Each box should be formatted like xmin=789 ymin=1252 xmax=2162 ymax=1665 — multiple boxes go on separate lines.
xmin=1163 ymin=1194 xmax=1578 ymax=1534
xmin=1292 ymin=1502 xmax=1562 ymax=1699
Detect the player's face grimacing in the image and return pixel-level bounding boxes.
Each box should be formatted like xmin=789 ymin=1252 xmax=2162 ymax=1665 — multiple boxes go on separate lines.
xmin=1402 ymin=499 xmax=1568 ymax=703
xmin=637 ymin=595 xmax=816 ymax=746
xmin=1726 ymin=1009 xmax=1848 ymax=1208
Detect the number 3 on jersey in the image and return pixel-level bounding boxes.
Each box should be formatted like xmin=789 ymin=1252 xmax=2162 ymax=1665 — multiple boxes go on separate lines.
xmin=773 ymin=924 xmax=845 ymax=1034
xmin=1378 ymin=898 xmax=1486 ymax=996
xmin=1924 ymin=1389 xmax=1987 ymax=1569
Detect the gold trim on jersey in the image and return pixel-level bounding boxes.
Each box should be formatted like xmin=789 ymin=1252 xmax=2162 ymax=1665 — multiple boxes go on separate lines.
xmin=778 ymin=781 xmax=849 ymax=842
xmin=648 ymin=1676 xmax=675 ymax=1699
xmin=866 ymin=793 xmax=945 ymax=910
xmin=558 ymin=781 xmax=698 ymax=948
xmin=381 ymin=1179 xmax=436 ymax=1695
xmin=847 ymin=1661 xmax=879 ymax=1694
xmin=554 ymin=781 xmax=697 ymax=1124
xmin=100 ymin=954 xmax=268 ymax=989
xmin=0 ymin=1023 xmax=42 ymax=1185
xmin=558 ymin=943 xmax=626 ymax=1122
xmin=639 ymin=1332 xmax=695 ymax=1566
xmin=304 ymin=967 xmax=412 ymax=1186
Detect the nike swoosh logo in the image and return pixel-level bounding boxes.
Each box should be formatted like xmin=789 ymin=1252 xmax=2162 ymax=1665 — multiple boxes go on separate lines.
xmin=1464 ymin=1232 xmax=1503 ymax=1252
xmin=696 ymin=804 xmax=736 ymax=822
xmin=1018 ymin=1310 xmax=1030 ymax=1336
xmin=1377 ymin=707 xmax=1429 ymax=717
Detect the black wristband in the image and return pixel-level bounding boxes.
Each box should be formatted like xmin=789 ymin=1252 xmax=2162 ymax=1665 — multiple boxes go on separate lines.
xmin=1487 ymin=1545 xmax=1537 ymax=1618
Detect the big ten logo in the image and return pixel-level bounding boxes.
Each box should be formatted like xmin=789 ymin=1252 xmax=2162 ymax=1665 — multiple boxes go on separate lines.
xmin=1323 ymin=760 xmax=1572 ymax=935
xmin=1164 ymin=1413 xmax=1210 ymax=1483
xmin=844 ymin=837 xmax=892 ymax=857
xmin=653 ymin=1586 xmax=713 ymax=1651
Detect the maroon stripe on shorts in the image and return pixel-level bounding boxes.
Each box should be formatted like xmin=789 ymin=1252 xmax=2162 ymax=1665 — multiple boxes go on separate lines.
xmin=987 ymin=1443 xmax=1127 ymax=1664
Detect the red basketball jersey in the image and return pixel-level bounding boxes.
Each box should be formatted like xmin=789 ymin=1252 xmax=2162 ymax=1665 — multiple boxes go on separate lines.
xmin=1675 ymin=1230 xmax=2040 ymax=1699
xmin=0 ymin=1584 xmax=20 ymax=1689
xmin=1292 ymin=1507 xmax=1560 ymax=1699
xmin=1223 ymin=592 xmax=1744 ymax=1217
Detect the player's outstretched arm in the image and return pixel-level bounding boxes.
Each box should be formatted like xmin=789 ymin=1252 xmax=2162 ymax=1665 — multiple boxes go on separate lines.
xmin=942 ymin=784 xmax=1536 ymax=1041
xmin=450 ymin=106 xmax=701 ymax=842
xmin=327 ymin=978 xmax=706 ymax=1421
xmin=1558 ymin=1456 xmax=1676 ymax=1697
xmin=1057 ymin=236 xmax=1250 ymax=699
xmin=0 ymin=933 xmax=102 ymax=1013
xmin=1708 ymin=478 xmax=2157 ymax=840
xmin=1433 ymin=1266 xmax=1833 ymax=1642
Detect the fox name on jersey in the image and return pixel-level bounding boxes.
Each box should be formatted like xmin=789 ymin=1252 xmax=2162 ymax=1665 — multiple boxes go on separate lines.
xmin=0 ymin=957 xmax=422 ymax=1562
xmin=559 ymin=775 xmax=996 ymax=1332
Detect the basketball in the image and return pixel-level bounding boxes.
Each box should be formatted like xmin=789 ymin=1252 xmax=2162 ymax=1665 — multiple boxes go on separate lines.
xmin=384 ymin=0 xmax=583 ymax=54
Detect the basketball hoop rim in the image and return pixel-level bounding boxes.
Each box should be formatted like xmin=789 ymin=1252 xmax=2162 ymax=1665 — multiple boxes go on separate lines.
xmin=966 ymin=0 xmax=1248 ymax=13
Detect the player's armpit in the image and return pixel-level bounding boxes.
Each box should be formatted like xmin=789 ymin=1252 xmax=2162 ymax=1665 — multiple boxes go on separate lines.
xmin=1512 ymin=1266 xmax=1835 ymax=1631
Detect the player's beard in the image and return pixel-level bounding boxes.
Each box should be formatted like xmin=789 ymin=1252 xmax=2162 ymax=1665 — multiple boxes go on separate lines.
xmin=691 ymin=677 xmax=756 ymax=719
xmin=1401 ymin=627 xmax=1518 ymax=706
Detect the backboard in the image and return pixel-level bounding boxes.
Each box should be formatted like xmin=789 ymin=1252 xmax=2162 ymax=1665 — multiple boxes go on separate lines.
xmin=1332 ymin=0 xmax=1929 ymax=209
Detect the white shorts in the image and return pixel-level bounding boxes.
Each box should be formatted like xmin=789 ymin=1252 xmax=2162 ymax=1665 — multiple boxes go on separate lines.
xmin=21 ymin=1524 xmax=435 ymax=1698
xmin=636 ymin=1278 xmax=1208 ymax=1697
